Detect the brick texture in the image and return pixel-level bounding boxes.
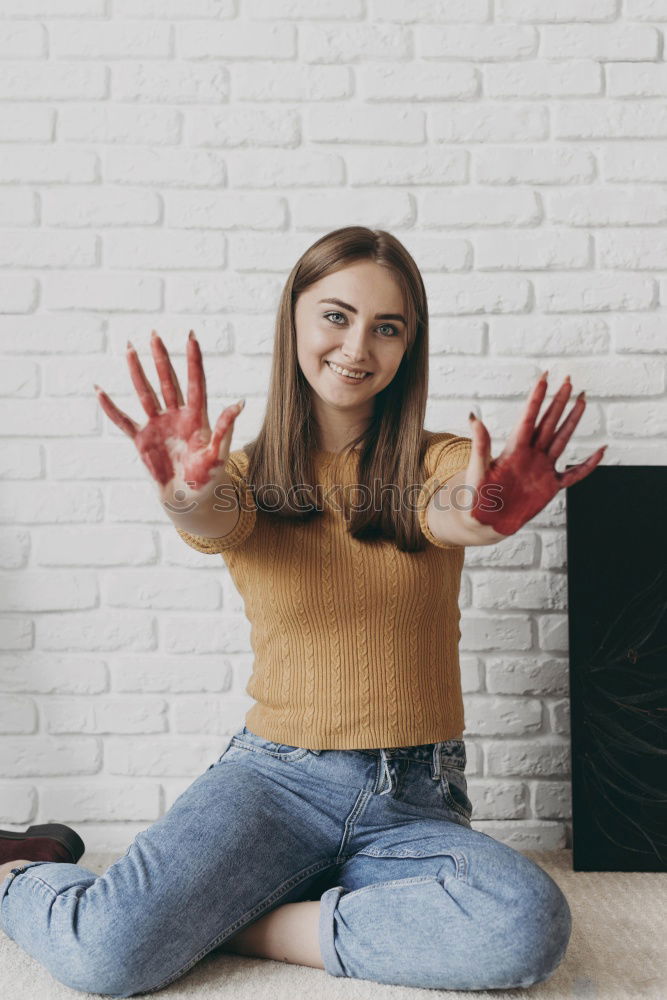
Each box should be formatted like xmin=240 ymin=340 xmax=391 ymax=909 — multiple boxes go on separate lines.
xmin=0 ymin=1 xmax=665 ymax=852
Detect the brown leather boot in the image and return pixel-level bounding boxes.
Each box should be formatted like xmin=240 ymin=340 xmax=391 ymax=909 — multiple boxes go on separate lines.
xmin=0 ymin=824 xmax=85 ymax=865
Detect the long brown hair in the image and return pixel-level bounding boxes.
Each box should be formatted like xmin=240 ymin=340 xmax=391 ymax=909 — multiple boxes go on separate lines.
xmin=242 ymin=226 xmax=433 ymax=552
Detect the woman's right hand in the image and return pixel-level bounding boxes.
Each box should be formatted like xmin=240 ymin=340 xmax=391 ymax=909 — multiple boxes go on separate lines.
xmin=94 ymin=329 xmax=245 ymax=515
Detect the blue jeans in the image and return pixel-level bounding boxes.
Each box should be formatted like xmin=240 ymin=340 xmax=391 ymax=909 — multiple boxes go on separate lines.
xmin=0 ymin=725 xmax=571 ymax=996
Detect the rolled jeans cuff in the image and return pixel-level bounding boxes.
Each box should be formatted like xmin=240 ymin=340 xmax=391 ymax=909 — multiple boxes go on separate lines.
xmin=0 ymin=861 xmax=47 ymax=924
xmin=318 ymin=884 xmax=347 ymax=978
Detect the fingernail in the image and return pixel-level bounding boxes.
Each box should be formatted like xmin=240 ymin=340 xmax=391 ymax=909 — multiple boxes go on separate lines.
xmin=237 ymin=398 xmax=246 ymax=410
xmin=189 ymin=330 xmax=196 ymax=341
xmin=93 ymin=383 xmax=100 ymax=392
xmin=127 ymin=340 xmax=133 ymax=351
xmin=542 ymin=370 xmax=549 ymax=379
xmin=577 ymin=390 xmax=585 ymax=401
xmin=468 ymin=411 xmax=476 ymax=422
xmin=564 ymin=374 xmax=571 ymax=382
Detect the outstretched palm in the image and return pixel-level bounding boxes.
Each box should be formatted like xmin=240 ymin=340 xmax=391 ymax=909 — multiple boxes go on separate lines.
xmin=463 ymin=372 xmax=607 ymax=537
xmin=94 ymin=330 xmax=243 ymax=496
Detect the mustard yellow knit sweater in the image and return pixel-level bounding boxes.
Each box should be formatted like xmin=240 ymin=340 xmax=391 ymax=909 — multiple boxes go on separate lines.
xmin=176 ymin=431 xmax=472 ymax=750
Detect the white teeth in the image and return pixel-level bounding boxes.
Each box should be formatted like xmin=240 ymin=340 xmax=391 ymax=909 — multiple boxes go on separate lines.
xmin=327 ymin=361 xmax=367 ymax=379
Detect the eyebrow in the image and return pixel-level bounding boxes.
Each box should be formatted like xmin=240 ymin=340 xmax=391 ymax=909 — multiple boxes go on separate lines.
xmin=317 ymin=298 xmax=407 ymax=326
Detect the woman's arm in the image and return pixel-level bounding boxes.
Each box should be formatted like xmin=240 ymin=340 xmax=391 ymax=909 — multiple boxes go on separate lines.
xmin=425 ymin=468 xmax=509 ymax=547
xmin=161 ymin=464 xmax=241 ymax=540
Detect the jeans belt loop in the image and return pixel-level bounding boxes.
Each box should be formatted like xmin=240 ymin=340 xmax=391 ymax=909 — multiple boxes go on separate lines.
xmin=432 ymin=742 xmax=443 ymax=781
xmin=378 ymin=747 xmax=394 ymax=796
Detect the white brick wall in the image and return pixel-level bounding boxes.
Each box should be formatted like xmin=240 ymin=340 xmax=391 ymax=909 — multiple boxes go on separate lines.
xmin=1 ymin=0 xmax=665 ymax=855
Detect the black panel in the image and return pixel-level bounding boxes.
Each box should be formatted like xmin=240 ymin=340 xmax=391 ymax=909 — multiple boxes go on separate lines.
xmin=566 ymin=465 xmax=667 ymax=872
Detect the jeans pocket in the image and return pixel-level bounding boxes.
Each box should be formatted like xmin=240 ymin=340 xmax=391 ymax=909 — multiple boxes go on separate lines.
xmin=229 ymin=725 xmax=311 ymax=761
xmin=205 ymin=734 xmax=237 ymax=771
xmin=440 ymin=769 xmax=473 ymax=822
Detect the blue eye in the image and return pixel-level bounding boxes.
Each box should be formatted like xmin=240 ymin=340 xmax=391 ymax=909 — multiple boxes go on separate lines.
xmin=323 ymin=312 xmax=399 ymax=338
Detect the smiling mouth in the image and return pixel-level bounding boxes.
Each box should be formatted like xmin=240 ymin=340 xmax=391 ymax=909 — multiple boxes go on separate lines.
xmin=325 ymin=361 xmax=371 ymax=381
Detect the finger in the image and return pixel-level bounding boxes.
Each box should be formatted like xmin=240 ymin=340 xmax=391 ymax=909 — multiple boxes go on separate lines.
xmin=207 ymin=400 xmax=245 ymax=464
xmin=515 ymin=371 xmax=550 ymax=448
xmin=559 ymin=445 xmax=608 ymax=489
xmin=547 ymin=390 xmax=586 ymax=462
xmin=94 ymin=385 xmax=140 ymax=440
xmin=186 ymin=330 xmax=208 ymax=426
xmin=127 ymin=340 xmax=161 ymax=419
xmin=467 ymin=412 xmax=492 ymax=483
xmin=533 ymin=376 xmax=573 ymax=450
xmin=150 ymin=330 xmax=185 ymax=410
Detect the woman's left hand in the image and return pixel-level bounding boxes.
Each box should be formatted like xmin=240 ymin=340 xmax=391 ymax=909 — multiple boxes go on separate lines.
xmin=462 ymin=372 xmax=608 ymax=538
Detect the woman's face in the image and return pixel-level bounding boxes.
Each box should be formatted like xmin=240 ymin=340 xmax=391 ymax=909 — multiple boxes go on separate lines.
xmin=294 ymin=260 xmax=407 ymax=434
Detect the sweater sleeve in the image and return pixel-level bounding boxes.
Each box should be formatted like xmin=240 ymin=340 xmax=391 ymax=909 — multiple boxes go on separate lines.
xmin=417 ymin=434 xmax=473 ymax=550
xmin=175 ymin=452 xmax=257 ymax=555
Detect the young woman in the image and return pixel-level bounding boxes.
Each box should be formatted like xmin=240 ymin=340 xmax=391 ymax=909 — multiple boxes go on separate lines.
xmin=0 ymin=227 xmax=606 ymax=995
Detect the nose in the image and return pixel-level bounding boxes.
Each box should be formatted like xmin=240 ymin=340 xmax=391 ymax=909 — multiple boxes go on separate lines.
xmin=341 ymin=328 xmax=370 ymax=365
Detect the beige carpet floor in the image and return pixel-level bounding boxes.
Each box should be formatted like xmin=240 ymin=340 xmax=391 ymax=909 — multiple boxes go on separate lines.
xmin=1 ymin=849 xmax=665 ymax=999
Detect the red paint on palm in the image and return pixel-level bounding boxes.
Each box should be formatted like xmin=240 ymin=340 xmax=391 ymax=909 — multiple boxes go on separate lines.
xmin=466 ymin=372 xmax=608 ymax=538
xmin=94 ymin=329 xmax=244 ymax=494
